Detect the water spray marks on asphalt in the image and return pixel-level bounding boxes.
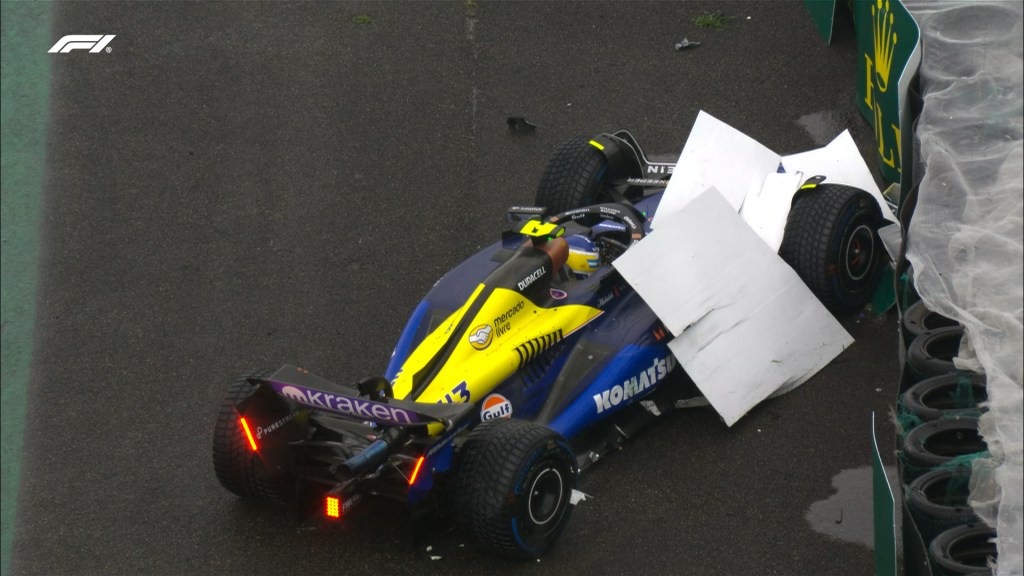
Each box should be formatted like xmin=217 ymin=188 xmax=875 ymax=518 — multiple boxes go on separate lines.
xmin=465 ymin=0 xmax=480 ymax=158
xmin=796 ymin=110 xmax=848 ymax=147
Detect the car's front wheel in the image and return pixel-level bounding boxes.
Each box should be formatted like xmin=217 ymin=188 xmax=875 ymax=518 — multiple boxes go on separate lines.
xmin=535 ymin=136 xmax=609 ymax=213
xmin=779 ymin=183 xmax=884 ymax=314
xmin=451 ymin=419 xmax=578 ymax=559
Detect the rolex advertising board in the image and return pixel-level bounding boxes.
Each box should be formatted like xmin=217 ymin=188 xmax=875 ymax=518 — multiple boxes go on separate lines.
xmin=854 ymin=0 xmax=921 ymax=184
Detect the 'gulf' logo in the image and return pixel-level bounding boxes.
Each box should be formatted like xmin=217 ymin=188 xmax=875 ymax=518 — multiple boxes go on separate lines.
xmin=481 ymin=394 xmax=512 ymax=421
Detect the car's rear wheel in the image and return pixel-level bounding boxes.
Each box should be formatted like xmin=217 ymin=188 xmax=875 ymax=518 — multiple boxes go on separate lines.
xmin=212 ymin=370 xmax=284 ymax=502
xmin=535 ymin=136 xmax=609 ymax=213
xmin=451 ymin=419 xmax=577 ymax=559
xmin=779 ymin=184 xmax=884 ymax=314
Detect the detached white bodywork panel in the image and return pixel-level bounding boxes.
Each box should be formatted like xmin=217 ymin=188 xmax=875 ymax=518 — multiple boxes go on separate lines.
xmin=653 ymin=111 xmax=895 ymax=238
xmin=613 ymin=189 xmax=853 ymax=426
xmin=738 ymin=171 xmax=807 ymax=252
xmin=653 ymin=111 xmax=781 ymax=220
xmin=614 ymin=111 xmax=887 ymax=425
xmin=780 ymin=130 xmax=896 ymax=225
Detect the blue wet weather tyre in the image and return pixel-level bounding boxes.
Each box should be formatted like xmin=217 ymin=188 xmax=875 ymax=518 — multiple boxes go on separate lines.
xmin=212 ymin=370 xmax=284 ymax=503
xmin=779 ymin=184 xmax=884 ymax=314
xmin=535 ymin=136 xmax=609 ymax=213
xmin=451 ymin=419 xmax=578 ymax=559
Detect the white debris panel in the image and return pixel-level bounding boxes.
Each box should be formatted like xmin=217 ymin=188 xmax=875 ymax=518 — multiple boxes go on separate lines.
xmin=614 ymin=188 xmax=853 ymax=426
xmin=620 ymin=111 xmax=890 ymax=426
xmin=653 ymin=111 xmax=895 ymax=239
xmin=653 ymin=111 xmax=781 ymax=217
xmin=904 ymin=3 xmax=1023 ymax=574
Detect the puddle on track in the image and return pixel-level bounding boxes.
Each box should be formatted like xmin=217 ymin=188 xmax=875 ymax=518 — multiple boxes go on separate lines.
xmin=805 ymin=465 xmax=899 ymax=550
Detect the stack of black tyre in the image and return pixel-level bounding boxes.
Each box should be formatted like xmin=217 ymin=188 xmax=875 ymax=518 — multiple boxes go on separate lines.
xmin=897 ymin=300 xmax=997 ymax=575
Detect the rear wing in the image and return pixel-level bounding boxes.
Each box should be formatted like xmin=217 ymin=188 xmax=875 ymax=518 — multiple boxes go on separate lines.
xmin=253 ymin=365 xmax=473 ymax=429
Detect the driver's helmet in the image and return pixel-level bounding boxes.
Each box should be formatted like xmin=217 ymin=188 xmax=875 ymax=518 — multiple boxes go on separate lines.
xmin=565 ymin=235 xmax=600 ymax=278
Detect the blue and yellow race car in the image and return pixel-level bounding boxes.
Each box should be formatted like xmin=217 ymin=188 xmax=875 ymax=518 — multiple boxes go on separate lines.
xmin=211 ymin=132 xmax=885 ymax=558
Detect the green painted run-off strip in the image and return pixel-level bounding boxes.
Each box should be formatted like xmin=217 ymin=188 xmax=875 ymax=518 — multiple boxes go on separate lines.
xmin=1 ymin=3 xmax=52 ymax=575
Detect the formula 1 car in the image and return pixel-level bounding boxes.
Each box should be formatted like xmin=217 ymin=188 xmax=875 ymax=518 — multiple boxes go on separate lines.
xmin=212 ymin=132 xmax=886 ymax=558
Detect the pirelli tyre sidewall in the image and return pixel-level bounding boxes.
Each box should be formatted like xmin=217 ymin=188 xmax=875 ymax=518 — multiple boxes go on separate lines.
xmin=451 ymin=419 xmax=578 ymax=559
xmin=212 ymin=370 xmax=285 ymax=503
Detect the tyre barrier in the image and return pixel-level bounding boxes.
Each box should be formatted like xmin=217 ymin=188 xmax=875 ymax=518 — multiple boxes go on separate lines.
xmin=902 ymin=372 xmax=988 ymax=422
xmin=902 ymin=300 xmax=959 ymax=347
xmin=901 ymin=417 xmax=986 ymax=480
xmin=907 ymin=467 xmax=978 ymax=543
xmin=907 ymin=326 xmax=965 ymax=383
xmin=928 ymin=523 xmax=996 ymax=575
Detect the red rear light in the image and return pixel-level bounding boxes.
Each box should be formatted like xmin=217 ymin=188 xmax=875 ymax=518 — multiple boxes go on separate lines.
xmin=408 ymin=456 xmax=426 ymax=486
xmin=325 ymin=496 xmax=341 ymax=519
xmin=239 ymin=417 xmax=258 ymax=452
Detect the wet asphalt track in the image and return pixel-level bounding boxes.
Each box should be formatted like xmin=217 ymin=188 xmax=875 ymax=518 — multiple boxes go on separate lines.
xmin=12 ymin=2 xmax=900 ymax=575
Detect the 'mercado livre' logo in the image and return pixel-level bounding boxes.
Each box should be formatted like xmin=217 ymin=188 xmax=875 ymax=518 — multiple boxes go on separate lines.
xmin=468 ymin=324 xmax=493 ymax=350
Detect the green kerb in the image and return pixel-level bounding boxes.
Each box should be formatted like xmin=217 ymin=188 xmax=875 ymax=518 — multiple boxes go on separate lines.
xmin=1 ymin=3 xmax=53 ymax=575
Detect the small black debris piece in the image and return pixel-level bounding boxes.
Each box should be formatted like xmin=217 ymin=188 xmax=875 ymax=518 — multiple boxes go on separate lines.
xmin=507 ymin=117 xmax=537 ymax=133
